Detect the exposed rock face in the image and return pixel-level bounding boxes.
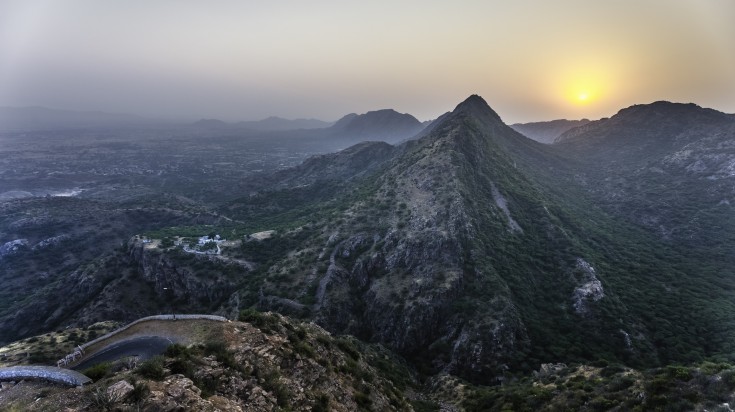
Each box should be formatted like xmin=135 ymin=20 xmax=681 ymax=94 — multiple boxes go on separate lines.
xmin=571 ymin=258 xmax=604 ymax=315
xmin=0 ymin=239 xmax=28 ymax=259
xmin=256 ymin=95 xmax=547 ymax=383
xmin=128 ymin=239 xmax=238 ymax=309
xmin=32 ymin=235 xmax=69 ymax=250
xmin=107 ymin=379 xmax=134 ymax=401
xmin=146 ymin=375 xmax=219 ymax=411
xmin=491 ymin=183 xmax=523 ymax=233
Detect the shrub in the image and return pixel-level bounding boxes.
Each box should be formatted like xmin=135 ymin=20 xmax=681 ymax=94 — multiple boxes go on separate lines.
xmin=89 ymin=386 xmax=115 ymax=411
xmin=165 ymin=343 xmax=191 ymax=359
xmin=239 ymin=308 xmax=280 ymax=333
xmin=138 ymin=356 xmax=165 ymax=380
xmin=128 ymin=378 xmax=150 ymax=403
xmin=169 ymin=358 xmax=195 ymax=376
xmin=411 ymin=399 xmax=440 ymax=412
xmin=336 ymin=337 xmax=361 ymax=360
xmin=259 ymin=368 xmax=291 ymax=407
xmin=355 ymin=391 xmax=372 ymax=409
xmin=204 ymin=341 xmax=237 ymax=369
xmin=293 ymin=341 xmax=316 ymax=358
xmin=83 ymin=362 xmax=111 ymax=381
xmin=312 ymin=394 xmax=331 ymax=412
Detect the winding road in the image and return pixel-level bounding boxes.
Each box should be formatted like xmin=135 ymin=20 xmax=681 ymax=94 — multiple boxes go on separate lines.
xmin=72 ymin=336 xmax=175 ymax=371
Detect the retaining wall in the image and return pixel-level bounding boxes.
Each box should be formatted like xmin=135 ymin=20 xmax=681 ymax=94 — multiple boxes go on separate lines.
xmin=79 ymin=314 xmax=228 ymax=351
xmin=0 ymin=365 xmax=91 ymax=386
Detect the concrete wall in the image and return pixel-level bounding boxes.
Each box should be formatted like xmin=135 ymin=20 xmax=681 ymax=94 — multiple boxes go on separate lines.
xmin=79 ymin=314 xmax=228 ymax=351
xmin=0 ymin=365 xmax=91 ymax=386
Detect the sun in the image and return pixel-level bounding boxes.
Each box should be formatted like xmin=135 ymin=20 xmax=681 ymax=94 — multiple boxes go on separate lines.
xmin=572 ymin=90 xmax=595 ymax=105
xmin=554 ymin=68 xmax=610 ymax=107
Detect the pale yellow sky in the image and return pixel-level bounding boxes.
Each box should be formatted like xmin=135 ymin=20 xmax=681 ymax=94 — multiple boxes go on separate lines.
xmin=0 ymin=0 xmax=733 ymax=122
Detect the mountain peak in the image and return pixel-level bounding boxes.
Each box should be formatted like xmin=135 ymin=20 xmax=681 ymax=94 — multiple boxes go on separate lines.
xmin=452 ymin=94 xmax=503 ymax=123
xmin=613 ymin=101 xmax=729 ymax=123
xmin=329 ymin=109 xmax=423 ymax=143
xmin=555 ymin=100 xmax=733 ymax=145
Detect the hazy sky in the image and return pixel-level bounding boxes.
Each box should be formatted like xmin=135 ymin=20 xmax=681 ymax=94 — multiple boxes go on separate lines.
xmin=0 ymin=0 xmax=733 ymax=123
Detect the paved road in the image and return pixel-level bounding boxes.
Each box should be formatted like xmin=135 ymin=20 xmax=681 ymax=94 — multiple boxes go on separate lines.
xmin=73 ymin=336 xmax=175 ymax=371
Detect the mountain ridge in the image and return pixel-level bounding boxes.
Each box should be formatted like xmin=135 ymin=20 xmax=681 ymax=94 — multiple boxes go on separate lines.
xmin=225 ymin=94 xmax=667 ymax=383
xmin=5 ymin=94 xmax=735 ymax=407
xmin=328 ymin=108 xmax=424 ymax=143
xmin=511 ymin=119 xmax=591 ymax=144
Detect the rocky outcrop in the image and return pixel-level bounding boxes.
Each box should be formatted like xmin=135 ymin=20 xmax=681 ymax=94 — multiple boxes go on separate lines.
xmin=2 ymin=314 xmax=415 ymax=411
xmin=0 ymin=239 xmax=28 ymax=259
xmin=571 ymin=258 xmax=604 ymax=315
xmin=128 ymin=239 xmax=239 ymax=309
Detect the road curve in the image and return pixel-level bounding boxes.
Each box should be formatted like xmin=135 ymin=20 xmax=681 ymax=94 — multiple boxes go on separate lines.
xmin=73 ymin=336 xmax=175 ymax=372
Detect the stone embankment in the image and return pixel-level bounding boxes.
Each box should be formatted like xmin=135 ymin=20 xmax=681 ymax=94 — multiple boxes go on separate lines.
xmin=0 ymin=365 xmax=91 ymax=386
xmin=0 ymin=314 xmax=228 ymax=387
xmin=79 ymin=314 xmax=227 ymax=352
xmin=61 ymin=314 xmax=228 ymax=368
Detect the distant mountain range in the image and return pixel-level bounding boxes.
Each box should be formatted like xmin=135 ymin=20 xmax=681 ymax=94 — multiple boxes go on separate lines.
xmin=0 ymin=106 xmax=153 ymax=131
xmin=510 ymin=118 xmax=591 ymax=144
xmin=191 ymin=116 xmax=333 ymax=131
xmin=0 ymin=106 xmax=426 ymax=146
xmin=328 ymin=109 xmax=424 ymax=144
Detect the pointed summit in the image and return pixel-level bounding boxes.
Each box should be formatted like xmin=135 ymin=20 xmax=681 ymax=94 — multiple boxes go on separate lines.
xmin=452 ymin=94 xmax=503 ymax=123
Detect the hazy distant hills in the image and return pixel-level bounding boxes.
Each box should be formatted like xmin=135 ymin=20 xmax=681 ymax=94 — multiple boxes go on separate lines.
xmin=239 ymin=116 xmax=333 ymax=131
xmin=328 ymin=108 xmax=424 ymax=144
xmin=190 ymin=118 xmax=231 ymax=129
xmin=192 ymin=116 xmax=333 ymax=131
xmin=0 ymin=106 xmax=153 ymax=131
xmin=1 ymin=105 xmax=425 ymax=148
xmin=510 ymin=118 xmax=591 ymax=144
xmin=0 ymin=106 xmax=334 ymax=133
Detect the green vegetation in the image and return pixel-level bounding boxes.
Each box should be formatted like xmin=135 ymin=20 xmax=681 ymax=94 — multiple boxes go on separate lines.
xmin=128 ymin=378 xmax=150 ymax=404
xmin=83 ymin=362 xmax=112 ymax=381
xmin=137 ymin=356 xmax=165 ymax=380
xmin=238 ymin=308 xmax=281 ymax=333
xmin=464 ymin=362 xmax=735 ymax=412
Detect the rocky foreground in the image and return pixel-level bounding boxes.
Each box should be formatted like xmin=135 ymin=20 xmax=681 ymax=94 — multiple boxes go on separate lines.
xmin=0 ymin=311 xmax=428 ymax=411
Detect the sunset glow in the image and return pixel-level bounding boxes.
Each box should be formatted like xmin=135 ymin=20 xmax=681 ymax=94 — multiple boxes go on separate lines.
xmin=0 ymin=0 xmax=733 ymax=122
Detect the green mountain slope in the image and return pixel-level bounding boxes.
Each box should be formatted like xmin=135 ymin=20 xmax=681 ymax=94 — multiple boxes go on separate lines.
xmin=554 ymin=101 xmax=735 ymax=248
xmin=218 ymin=95 xmax=735 ymax=384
